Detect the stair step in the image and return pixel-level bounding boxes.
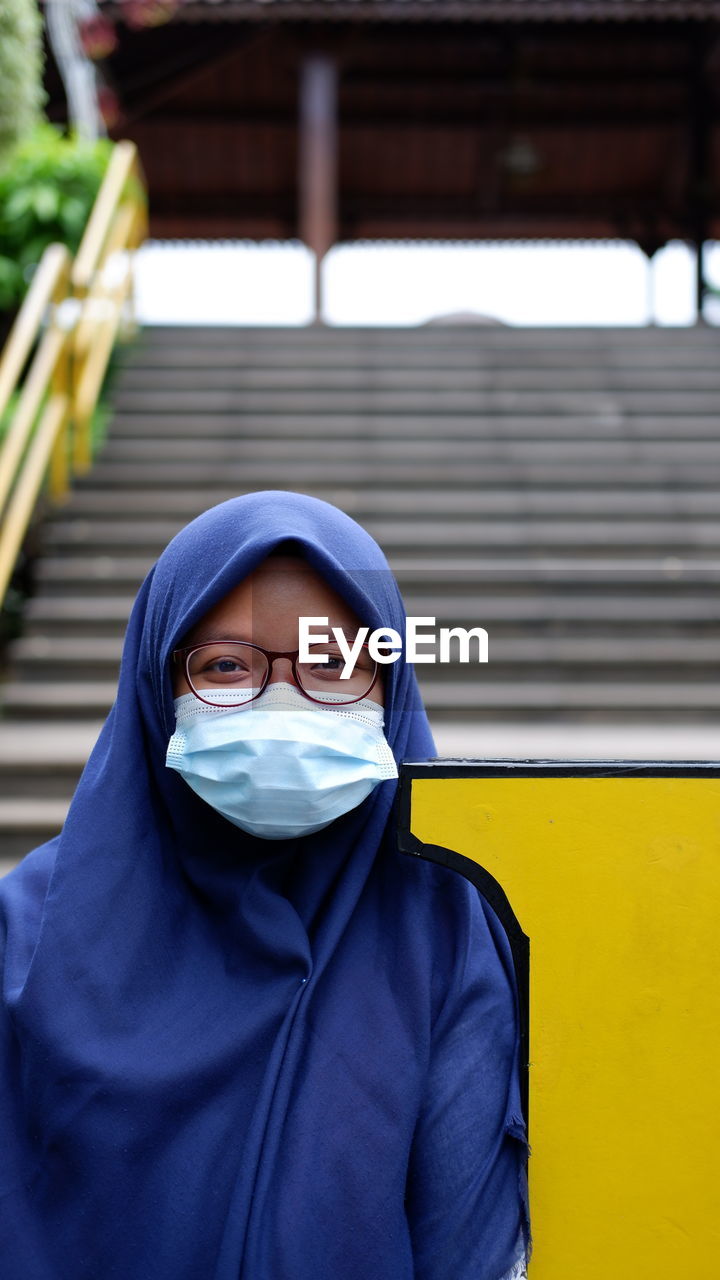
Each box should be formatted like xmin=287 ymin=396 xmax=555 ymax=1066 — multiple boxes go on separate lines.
xmin=109 ymin=388 xmax=720 ymax=415
xmin=427 ymin=681 xmax=720 ymax=711
xmin=94 ymin=438 xmax=720 ymax=463
xmin=103 ymin=412 xmax=720 ymax=440
xmin=0 ymin=718 xmax=98 ymax=755
xmin=114 ymin=367 xmax=720 ymax=392
xmin=59 ymin=487 xmax=720 ymax=519
xmin=2 ymin=683 xmax=119 ymax=717
xmin=0 ymin=764 xmax=85 ymax=797
xmin=132 ymin=324 xmax=720 ymax=347
xmin=0 ymin=800 xmax=69 ymax=863
xmin=120 ymin=330 xmax=717 ymax=366
xmin=12 ymin=636 xmax=124 ymax=674
xmin=0 ymin=721 xmax=100 ymax=795
xmin=0 ymin=799 xmax=70 ymax=827
xmin=35 ymin=555 xmax=155 ymax=587
xmin=77 ymin=460 xmax=720 ymax=488
xmin=121 ymin=346 xmax=720 ymax=370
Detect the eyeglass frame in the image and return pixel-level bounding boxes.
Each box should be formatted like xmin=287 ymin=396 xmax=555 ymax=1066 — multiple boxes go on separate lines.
xmin=171 ymin=639 xmax=381 ymax=708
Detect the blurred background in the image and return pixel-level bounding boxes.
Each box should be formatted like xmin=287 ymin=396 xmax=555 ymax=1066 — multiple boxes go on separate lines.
xmin=1 ymin=0 xmax=720 ymax=864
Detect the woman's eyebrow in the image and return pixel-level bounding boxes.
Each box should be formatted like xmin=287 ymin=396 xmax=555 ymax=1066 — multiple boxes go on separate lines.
xmin=181 ymin=630 xmax=243 ymax=647
xmin=325 ymin=624 xmax=364 ymax=639
xmin=181 ymin=626 xmax=364 ymax=648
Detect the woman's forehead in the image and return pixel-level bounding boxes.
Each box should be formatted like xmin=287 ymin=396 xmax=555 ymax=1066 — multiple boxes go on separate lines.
xmin=183 ymin=555 xmax=365 ymax=644
xmin=223 ymin=554 xmax=359 ymax=606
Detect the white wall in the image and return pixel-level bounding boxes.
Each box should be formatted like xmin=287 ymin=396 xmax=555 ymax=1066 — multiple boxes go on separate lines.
xmin=132 ymin=239 xmax=720 ymax=327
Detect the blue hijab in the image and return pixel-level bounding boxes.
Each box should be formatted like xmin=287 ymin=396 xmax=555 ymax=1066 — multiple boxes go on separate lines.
xmin=0 ymin=491 xmax=528 ymax=1279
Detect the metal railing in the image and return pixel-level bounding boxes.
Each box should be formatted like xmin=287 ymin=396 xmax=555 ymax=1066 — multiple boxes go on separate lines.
xmin=0 ymin=140 xmax=147 ymax=603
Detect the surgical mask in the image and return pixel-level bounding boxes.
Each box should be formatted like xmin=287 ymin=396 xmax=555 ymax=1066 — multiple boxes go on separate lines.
xmin=165 ymin=682 xmax=398 ymax=840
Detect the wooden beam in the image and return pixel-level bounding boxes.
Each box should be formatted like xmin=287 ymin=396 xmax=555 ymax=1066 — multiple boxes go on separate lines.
xmin=119 ymin=33 xmax=262 ymax=128
xmin=298 ymin=54 xmax=338 ymax=324
xmin=141 ymin=105 xmax=701 ymax=130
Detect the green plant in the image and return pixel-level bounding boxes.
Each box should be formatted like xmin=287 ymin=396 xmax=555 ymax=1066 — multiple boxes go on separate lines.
xmin=0 ymin=0 xmax=47 ymax=165
xmin=0 ymin=122 xmax=113 ymax=310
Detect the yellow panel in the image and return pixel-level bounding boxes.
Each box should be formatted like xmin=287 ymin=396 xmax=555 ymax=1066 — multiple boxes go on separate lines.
xmin=409 ymin=774 xmax=720 ymax=1280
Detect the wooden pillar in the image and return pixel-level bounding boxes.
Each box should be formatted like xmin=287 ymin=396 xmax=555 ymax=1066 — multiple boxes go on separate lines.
xmin=695 ymin=239 xmax=706 ymax=325
xmin=638 ymin=238 xmax=663 ymax=328
xmin=689 ymin=31 xmax=710 ymax=325
xmin=298 ymin=55 xmax=338 ymax=325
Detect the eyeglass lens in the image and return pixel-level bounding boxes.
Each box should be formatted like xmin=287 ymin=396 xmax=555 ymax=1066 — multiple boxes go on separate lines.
xmin=185 ymin=642 xmax=376 ymax=705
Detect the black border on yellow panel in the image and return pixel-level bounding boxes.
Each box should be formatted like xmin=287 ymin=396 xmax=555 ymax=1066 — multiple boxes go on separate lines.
xmin=394 ymin=758 xmax=720 ymax=1133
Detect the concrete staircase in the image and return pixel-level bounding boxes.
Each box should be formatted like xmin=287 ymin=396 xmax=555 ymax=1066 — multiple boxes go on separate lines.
xmin=2 ymin=323 xmax=720 ymax=863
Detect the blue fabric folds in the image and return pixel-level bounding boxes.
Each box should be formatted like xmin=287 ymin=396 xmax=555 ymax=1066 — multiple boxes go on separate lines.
xmin=0 ymin=490 xmax=528 ymax=1279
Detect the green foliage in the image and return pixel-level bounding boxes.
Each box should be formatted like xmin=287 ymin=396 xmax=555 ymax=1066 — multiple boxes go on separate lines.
xmin=0 ymin=0 xmax=47 ymax=164
xmin=0 ymin=122 xmax=112 ymax=309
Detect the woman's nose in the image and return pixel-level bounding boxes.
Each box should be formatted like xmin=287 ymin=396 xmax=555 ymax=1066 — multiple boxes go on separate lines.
xmin=266 ymin=656 xmax=295 ymax=686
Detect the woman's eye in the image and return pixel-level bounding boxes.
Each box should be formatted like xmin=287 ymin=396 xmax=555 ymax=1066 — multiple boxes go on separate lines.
xmin=307 ymin=657 xmax=344 ymax=679
xmin=302 ymin=650 xmax=348 ymax=681
xmin=202 ymin=657 xmax=250 ymax=678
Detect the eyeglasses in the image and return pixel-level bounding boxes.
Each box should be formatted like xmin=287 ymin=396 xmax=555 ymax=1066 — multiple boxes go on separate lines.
xmin=172 ymin=639 xmax=380 ymax=707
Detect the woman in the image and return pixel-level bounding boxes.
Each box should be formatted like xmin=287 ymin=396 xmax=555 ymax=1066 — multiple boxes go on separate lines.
xmin=0 ymin=490 xmax=529 ymax=1279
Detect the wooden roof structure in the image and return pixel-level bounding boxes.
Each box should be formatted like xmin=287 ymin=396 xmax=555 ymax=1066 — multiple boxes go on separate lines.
xmin=104 ymin=0 xmax=720 ymax=22
xmin=43 ymin=0 xmax=720 ymax=310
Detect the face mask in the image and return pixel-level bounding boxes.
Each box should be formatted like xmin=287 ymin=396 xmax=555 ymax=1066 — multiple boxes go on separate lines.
xmin=165 ymin=682 xmax=398 ymax=840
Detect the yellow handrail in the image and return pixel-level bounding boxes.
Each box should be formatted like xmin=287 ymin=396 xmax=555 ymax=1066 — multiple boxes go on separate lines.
xmin=0 ymin=140 xmax=147 ymax=605
xmin=72 ymin=141 xmax=143 ymax=297
xmin=0 ymin=245 xmax=71 ymax=511
xmin=0 ymin=243 xmax=70 ymax=422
